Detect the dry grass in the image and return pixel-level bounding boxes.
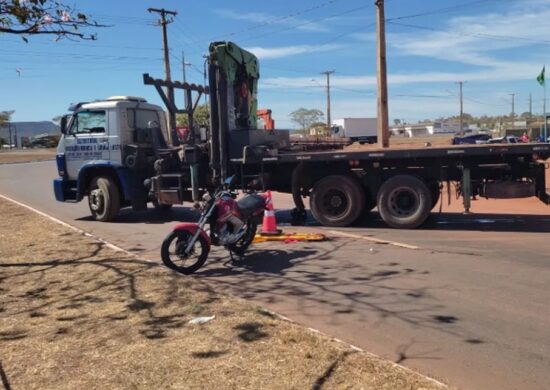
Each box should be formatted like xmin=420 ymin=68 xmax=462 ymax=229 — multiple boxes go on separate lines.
xmin=0 ymin=198 xmax=447 ymax=390
xmin=0 ymin=148 xmax=56 ymax=164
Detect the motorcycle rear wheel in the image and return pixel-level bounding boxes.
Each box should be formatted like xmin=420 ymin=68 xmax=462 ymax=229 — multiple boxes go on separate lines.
xmin=227 ymin=222 xmax=257 ymax=256
xmin=161 ymin=230 xmax=209 ymax=274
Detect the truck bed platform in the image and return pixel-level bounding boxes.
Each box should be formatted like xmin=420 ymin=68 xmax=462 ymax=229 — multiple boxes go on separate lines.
xmin=253 ymin=143 xmax=550 ymax=164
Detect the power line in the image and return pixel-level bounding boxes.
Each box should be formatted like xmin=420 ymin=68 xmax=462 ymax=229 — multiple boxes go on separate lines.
xmin=386 ymin=0 xmax=508 ymax=22
xmin=180 ymin=2 xmax=374 ymax=56
xmin=210 ymin=0 xmax=348 ymax=41
xmin=387 ymin=20 xmax=550 ymax=46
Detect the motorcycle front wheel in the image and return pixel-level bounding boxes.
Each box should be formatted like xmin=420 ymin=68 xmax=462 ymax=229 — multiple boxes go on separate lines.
xmin=227 ymin=222 xmax=257 ymax=256
xmin=161 ymin=230 xmax=209 ymax=274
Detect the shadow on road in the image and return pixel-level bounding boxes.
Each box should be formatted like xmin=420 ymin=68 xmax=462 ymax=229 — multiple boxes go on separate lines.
xmin=194 ymin=239 xmax=483 ymax=354
xmin=277 ymin=208 xmax=550 ymax=233
xmin=76 ymin=207 xmax=199 ymax=225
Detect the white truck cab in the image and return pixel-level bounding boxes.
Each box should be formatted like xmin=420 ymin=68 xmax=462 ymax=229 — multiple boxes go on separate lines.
xmin=54 ymin=96 xmax=169 ymax=221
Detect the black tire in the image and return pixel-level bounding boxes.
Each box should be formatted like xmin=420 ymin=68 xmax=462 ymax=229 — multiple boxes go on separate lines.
xmin=227 ymin=222 xmax=257 ymax=255
xmin=160 ymin=230 xmax=209 ymax=275
xmin=88 ymin=176 xmax=120 ymax=222
xmin=152 ymin=199 xmax=173 ymax=211
xmin=310 ymin=175 xmax=365 ymax=227
xmin=377 ymin=175 xmax=432 ymax=229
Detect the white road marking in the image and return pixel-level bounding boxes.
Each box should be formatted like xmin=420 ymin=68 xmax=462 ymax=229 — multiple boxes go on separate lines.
xmin=328 ymin=230 xmax=420 ymax=250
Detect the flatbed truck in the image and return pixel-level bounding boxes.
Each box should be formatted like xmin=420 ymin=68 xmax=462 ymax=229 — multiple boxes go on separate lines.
xmin=54 ymin=41 xmax=550 ymax=229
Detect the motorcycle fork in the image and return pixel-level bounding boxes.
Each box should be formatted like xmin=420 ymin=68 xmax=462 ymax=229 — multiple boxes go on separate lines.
xmin=184 ymin=205 xmax=214 ymax=255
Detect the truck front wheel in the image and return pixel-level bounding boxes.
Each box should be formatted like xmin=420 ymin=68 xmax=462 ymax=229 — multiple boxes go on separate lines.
xmin=310 ymin=175 xmax=365 ymax=227
xmin=88 ymin=177 xmax=120 ymax=222
xmin=377 ymin=175 xmax=432 ymax=229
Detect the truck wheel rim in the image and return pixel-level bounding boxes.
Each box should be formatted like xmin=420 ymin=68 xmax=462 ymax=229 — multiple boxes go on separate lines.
xmin=321 ymin=189 xmax=348 ymax=217
xmin=89 ymin=189 xmax=105 ymax=212
xmin=388 ymin=187 xmax=419 ymax=217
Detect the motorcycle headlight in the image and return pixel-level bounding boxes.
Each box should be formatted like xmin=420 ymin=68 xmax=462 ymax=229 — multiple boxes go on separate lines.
xmin=202 ymin=193 xmax=212 ymax=202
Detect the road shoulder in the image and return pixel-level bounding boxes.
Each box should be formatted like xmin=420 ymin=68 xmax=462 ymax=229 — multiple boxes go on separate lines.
xmin=0 ymin=197 xmax=447 ymax=389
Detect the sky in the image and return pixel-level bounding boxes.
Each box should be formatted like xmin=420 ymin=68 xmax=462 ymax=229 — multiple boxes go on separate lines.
xmin=2 ymin=0 xmax=550 ymax=128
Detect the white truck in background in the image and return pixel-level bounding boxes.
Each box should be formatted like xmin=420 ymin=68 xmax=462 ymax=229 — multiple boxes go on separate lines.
xmin=331 ymin=118 xmax=377 ymax=144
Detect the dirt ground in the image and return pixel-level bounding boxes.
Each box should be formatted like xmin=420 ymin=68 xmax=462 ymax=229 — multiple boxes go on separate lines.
xmin=0 ymin=198 xmax=446 ymax=390
xmin=0 ymin=149 xmax=56 ymax=164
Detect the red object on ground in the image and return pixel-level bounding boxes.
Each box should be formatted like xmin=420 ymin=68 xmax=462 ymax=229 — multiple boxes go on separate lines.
xmin=261 ymin=190 xmax=282 ymax=235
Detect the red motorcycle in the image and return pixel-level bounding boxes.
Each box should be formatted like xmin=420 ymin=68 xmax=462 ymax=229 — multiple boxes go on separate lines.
xmin=160 ymin=177 xmax=266 ymax=274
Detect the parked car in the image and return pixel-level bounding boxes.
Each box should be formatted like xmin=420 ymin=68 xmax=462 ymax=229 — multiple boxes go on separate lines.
xmin=488 ymin=135 xmax=520 ymax=144
xmin=451 ymin=133 xmax=492 ymax=145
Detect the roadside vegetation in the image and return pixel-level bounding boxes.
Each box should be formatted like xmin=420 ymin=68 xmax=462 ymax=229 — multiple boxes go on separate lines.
xmin=0 ymin=148 xmax=56 ymax=164
xmin=0 ymin=198 xmax=446 ymax=389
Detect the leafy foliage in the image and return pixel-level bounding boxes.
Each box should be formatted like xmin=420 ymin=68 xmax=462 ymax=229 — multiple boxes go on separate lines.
xmin=289 ymin=108 xmax=324 ymax=130
xmin=0 ymin=0 xmax=105 ymax=41
xmin=176 ymin=104 xmax=210 ymax=128
xmin=0 ymin=110 xmax=14 ymax=128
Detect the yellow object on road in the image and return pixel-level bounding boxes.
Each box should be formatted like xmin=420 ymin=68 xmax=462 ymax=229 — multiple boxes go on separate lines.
xmin=253 ymin=232 xmax=327 ymax=243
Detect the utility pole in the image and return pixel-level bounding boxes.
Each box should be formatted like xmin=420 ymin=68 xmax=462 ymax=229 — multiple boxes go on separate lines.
xmin=321 ymin=70 xmax=335 ymax=136
xmin=202 ymin=54 xmax=209 ymax=105
xmin=8 ymin=123 xmax=12 ymax=150
xmin=148 ymin=7 xmax=178 ymax=145
xmin=13 ymin=124 xmax=17 ymax=148
xmin=456 ymin=81 xmax=465 ymax=135
xmin=509 ymin=93 xmax=516 ymax=121
xmin=375 ymin=0 xmax=390 ymax=148
xmin=182 ymin=50 xmax=190 ymax=84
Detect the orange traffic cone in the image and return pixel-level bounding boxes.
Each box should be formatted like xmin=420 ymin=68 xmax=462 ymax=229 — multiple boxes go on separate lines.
xmin=261 ymin=191 xmax=282 ymax=236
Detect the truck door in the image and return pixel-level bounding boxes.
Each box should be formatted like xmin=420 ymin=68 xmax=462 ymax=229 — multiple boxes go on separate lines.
xmin=64 ymin=110 xmax=110 ymax=180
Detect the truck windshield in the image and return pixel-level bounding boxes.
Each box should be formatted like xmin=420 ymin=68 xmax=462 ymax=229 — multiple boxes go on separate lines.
xmin=69 ymin=111 xmax=106 ymax=134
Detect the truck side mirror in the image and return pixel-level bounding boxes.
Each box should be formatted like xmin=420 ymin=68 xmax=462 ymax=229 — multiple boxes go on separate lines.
xmin=60 ymin=116 xmax=68 ymax=135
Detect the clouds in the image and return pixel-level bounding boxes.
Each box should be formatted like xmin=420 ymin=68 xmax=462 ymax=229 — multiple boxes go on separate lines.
xmin=389 ymin=4 xmax=550 ymax=69
xmin=219 ymin=1 xmax=550 ymax=124
xmin=258 ymin=0 xmax=550 ymax=114
xmin=215 ymin=9 xmax=328 ymax=33
xmin=246 ymin=44 xmax=343 ymax=60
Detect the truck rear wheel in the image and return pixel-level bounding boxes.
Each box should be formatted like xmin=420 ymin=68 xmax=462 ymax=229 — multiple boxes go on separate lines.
xmin=377 ymin=175 xmax=432 ymax=229
xmin=310 ymin=175 xmax=365 ymax=227
xmin=88 ymin=177 xmax=120 ymax=222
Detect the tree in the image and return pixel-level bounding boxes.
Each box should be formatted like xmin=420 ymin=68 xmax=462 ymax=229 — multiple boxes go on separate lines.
xmin=176 ymin=104 xmax=210 ymax=128
xmin=393 ymin=118 xmax=401 ymax=126
xmin=289 ymin=108 xmax=324 ymax=131
xmin=0 ymin=110 xmax=14 ymax=128
xmin=520 ymin=112 xmax=531 ymax=119
xmin=0 ymin=0 xmax=105 ymax=41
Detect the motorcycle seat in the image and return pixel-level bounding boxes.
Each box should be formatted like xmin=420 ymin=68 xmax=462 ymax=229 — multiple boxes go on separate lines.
xmin=237 ymin=194 xmax=266 ymax=219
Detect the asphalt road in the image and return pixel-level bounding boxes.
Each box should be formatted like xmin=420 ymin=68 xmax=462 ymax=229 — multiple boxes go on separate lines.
xmin=1 ymin=161 xmax=550 ymax=390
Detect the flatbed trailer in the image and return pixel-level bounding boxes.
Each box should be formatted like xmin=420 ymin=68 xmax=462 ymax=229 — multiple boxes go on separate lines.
xmin=224 ymin=142 xmax=550 ymax=228
xmin=143 ymin=41 xmax=550 ymax=229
